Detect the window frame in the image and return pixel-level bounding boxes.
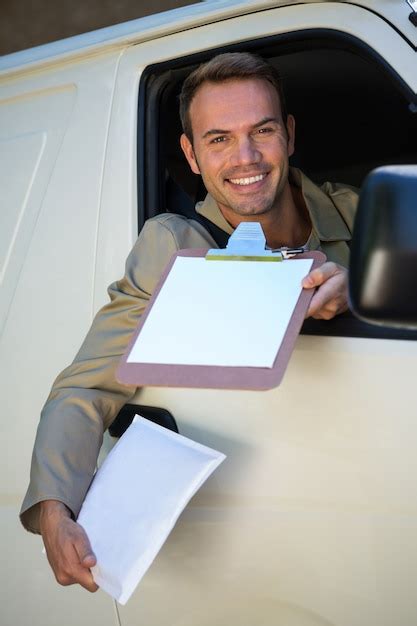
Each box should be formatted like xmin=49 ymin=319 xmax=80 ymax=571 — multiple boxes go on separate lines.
xmin=136 ymin=28 xmax=417 ymax=341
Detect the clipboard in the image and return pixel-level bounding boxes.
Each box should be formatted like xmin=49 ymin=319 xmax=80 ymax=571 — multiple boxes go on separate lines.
xmin=116 ymin=247 xmax=326 ymax=391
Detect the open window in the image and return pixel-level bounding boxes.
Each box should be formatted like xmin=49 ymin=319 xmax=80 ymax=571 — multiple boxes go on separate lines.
xmin=137 ymin=30 xmax=417 ymax=340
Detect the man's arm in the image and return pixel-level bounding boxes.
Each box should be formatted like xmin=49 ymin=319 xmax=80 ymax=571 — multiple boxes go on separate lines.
xmin=20 ymin=218 xmax=182 ymax=534
xmin=302 ymin=262 xmax=348 ymax=320
xmin=21 ymin=214 xmax=216 ymax=588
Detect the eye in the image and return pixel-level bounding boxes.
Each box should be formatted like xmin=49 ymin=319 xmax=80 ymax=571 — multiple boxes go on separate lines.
xmin=210 ymin=135 xmax=227 ymax=144
xmin=257 ymin=126 xmax=274 ymax=134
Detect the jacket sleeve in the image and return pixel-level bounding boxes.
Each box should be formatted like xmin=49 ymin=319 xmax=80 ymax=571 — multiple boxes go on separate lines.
xmin=20 ymin=217 xmax=184 ymax=533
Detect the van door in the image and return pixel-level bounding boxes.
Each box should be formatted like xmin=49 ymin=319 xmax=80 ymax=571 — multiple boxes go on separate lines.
xmin=99 ymin=3 xmax=417 ymax=625
xmin=100 ymin=3 xmax=417 ymax=626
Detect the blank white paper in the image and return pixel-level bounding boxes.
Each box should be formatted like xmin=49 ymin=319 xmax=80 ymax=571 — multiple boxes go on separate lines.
xmin=77 ymin=417 xmax=226 ymax=605
xmin=127 ymin=257 xmax=313 ymax=368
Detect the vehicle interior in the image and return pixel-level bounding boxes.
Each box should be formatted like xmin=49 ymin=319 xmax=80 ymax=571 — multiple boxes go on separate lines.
xmin=138 ymin=30 xmax=417 ymax=340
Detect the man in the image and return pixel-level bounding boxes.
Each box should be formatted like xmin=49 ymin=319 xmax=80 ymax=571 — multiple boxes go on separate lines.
xmin=20 ymin=52 xmax=357 ymax=592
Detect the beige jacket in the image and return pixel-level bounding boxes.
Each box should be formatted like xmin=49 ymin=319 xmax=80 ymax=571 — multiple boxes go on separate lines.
xmin=20 ymin=168 xmax=358 ymax=533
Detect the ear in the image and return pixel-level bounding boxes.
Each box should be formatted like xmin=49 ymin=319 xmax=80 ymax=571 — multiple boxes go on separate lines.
xmin=286 ymin=114 xmax=296 ymax=157
xmin=180 ymin=133 xmax=201 ymax=175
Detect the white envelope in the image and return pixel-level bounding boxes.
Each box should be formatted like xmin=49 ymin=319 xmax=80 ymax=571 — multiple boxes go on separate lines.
xmin=77 ymin=416 xmax=226 ymax=604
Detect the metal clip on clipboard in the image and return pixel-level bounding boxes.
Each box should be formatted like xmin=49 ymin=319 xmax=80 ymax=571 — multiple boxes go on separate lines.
xmin=205 ymin=222 xmax=306 ymax=261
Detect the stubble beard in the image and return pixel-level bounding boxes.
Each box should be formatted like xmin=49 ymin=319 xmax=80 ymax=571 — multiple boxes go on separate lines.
xmin=218 ymin=166 xmax=288 ymax=219
xmin=195 ymin=148 xmax=289 ymax=220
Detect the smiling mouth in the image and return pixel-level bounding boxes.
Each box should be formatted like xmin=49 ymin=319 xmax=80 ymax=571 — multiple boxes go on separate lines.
xmin=228 ymin=173 xmax=267 ymax=186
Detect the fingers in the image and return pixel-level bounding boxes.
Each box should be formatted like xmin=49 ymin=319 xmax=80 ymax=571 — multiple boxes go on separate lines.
xmin=40 ymin=500 xmax=98 ymax=592
xmin=302 ymin=262 xmax=339 ymax=289
xmin=50 ymin=519 xmax=98 ymax=592
xmin=52 ymin=531 xmax=98 ymax=592
xmin=302 ymin=262 xmax=349 ymax=320
xmin=67 ymin=525 xmax=99 ymax=592
xmin=308 ymin=295 xmax=348 ymax=320
xmin=73 ymin=529 xmax=97 ymax=568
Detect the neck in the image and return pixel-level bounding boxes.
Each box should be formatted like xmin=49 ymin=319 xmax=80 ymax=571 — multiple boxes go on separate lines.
xmin=222 ymin=183 xmax=312 ymax=249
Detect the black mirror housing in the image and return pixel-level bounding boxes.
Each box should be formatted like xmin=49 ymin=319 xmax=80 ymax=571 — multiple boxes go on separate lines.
xmin=349 ymin=165 xmax=417 ymax=329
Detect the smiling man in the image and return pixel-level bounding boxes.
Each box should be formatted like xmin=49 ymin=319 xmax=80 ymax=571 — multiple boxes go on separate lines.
xmin=180 ymin=53 xmax=356 ymax=318
xmin=20 ymin=52 xmax=358 ymax=591
xmin=181 ymin=76 xmax=302 ymax=242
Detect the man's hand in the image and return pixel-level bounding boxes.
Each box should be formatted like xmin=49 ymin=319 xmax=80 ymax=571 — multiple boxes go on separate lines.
xmin=40 ymin=500 xmax=98 ymax=592
xmin=302 ymin=262 xmax=349 ymax=320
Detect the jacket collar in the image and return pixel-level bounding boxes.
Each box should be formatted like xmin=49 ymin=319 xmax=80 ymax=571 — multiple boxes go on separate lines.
xmin=195 ymin=167 xmax=351 ymax=245
xmin=290 ymin=168 xmax=351 ymax=242
xmin=195 ymin=194 xmax=234 ymax=235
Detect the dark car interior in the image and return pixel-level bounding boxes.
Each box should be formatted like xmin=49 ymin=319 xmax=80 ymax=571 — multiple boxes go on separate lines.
xmin=137 ymin=29 xmax=417 ymax=340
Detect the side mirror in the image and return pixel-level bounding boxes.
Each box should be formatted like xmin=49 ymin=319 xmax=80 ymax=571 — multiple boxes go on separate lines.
xmin=349 ymin=165 xmax=417 ymax=329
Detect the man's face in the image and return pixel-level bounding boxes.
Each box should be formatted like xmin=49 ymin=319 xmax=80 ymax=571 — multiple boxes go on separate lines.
xmin=180 ymin=78 xmax=295 ymax=223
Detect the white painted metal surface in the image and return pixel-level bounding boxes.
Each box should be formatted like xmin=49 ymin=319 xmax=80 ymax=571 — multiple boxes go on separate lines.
xmin=0 ymin=52 xmax=123 ymax=626
xmin=0 ymin=1 xmax=415 ymax=80
xmin=132 ymin=334 xmax=417 ymax=626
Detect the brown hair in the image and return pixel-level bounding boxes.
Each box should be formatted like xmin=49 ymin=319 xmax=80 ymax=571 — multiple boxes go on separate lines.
xmin=179 ymin=52 xmax=288 ymax=142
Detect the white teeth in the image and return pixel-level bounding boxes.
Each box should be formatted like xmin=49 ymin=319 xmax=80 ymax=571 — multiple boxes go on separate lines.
xmin=229 ymin=174 xmax=266 ymax=186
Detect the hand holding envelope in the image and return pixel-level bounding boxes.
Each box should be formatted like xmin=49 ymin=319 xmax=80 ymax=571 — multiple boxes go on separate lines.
xmin=77 ymin=416 xmax=226 ymax=605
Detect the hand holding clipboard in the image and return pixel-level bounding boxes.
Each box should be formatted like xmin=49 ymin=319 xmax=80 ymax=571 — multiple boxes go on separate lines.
xmin=117 ymin=223 xmax=325 ymax=390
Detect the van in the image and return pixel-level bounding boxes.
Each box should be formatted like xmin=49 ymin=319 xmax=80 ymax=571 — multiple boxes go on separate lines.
xmin=1 ymin=2 xmax=417 ymax=625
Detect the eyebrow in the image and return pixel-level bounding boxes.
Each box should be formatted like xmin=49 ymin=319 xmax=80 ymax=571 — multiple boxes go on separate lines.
xmin=253 ymin=117 xmax=280 ymax=128
xmin=202 ymin=117 xmax=280 ymax=140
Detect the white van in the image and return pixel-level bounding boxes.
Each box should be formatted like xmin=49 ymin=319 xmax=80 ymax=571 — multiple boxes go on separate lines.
xmin=1 ymin=2 xmax=417 ymax=625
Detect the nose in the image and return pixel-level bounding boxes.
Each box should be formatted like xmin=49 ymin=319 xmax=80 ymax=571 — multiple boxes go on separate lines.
xmin=230 ymin=135 xmax=262 ymax=167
